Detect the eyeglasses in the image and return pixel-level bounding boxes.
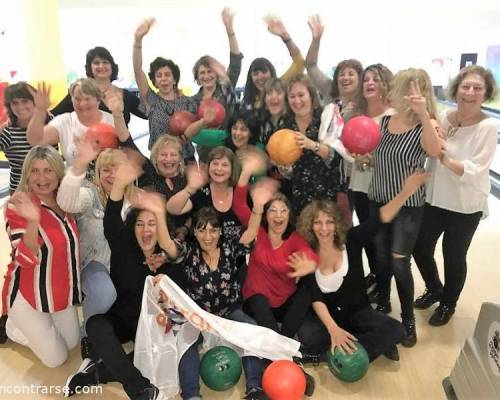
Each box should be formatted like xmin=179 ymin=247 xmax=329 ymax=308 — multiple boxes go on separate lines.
xmin=268 ymin=208 xmax=290 ymax=215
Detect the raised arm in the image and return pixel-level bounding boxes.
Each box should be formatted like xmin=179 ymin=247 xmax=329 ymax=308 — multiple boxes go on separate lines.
xmin=26 ymin=82 xmax=59 ymax=146
xmin=305 ymin=15 xmax=333 ymax=100
xmin=166 ymin=163 xmax=208 ymax=215
xmin=133 ymin=18 xmax=156 ymax=111
xmin=105 ymin=90 xmax=130 ymax=143
xmin=265 ymin=15 xmax=304 ymax=83
xmin=7 ymin=192 xmax=41 ymax=257
xmin=57 ymin=138 xmax=100 ymax=213
xmin=221 ymin=7 xmax=242 ymax=87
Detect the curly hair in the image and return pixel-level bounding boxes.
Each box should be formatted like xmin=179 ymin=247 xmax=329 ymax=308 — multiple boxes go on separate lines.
xmin=297 ymin=199 xmax=347 ymax=251
xmin=148 ymin=57 xmax=180 ymax=89
xmin=224 ymin=109 xmax=260 ymax=151
xmin=331 ymin=59 xmax=363 ymax=101
xmin=352 ymin=64 xmax=394 ymax=116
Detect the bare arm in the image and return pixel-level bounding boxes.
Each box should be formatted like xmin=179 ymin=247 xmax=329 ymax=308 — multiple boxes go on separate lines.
xmin=166 ymin=164 xmax=208 ymax=215
xmin=26 ymin=82 xmax=59 ymax=146
xmin=305 ymin=15 xmax=332 ymax=100
xmin=105 ymin=91 xmax=130 ymax=142
xmin=133 ymin=18 xmax=156 ymax=111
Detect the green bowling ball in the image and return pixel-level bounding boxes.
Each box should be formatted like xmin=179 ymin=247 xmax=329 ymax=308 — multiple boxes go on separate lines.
xmin=199 ymin=346 xmax=242 ymax=391
xmin=327 ymin=343 xmax=369 ymax=382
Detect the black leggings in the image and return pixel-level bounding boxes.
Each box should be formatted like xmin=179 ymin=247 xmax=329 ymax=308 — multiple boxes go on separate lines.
xmin=350 ymin=191 xmax=377 ymax=275
xmin=243 ymin=284 xmax=311 ymax=338
xmin=413 ymin=204 xmax=481 ymax=308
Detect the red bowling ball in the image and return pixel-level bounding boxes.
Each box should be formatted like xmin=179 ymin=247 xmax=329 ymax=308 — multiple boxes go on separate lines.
xmin=84 ymin=123 xmax=118 ymax=149
xmin=197 ymin=98 xmax=226 ymax=128
xmin=262 ymin=360 xmax=306 ymax=400
xmin=169 ymin=111 xmax=197 ymax=136
xmin=341 ymin=115 xmax=381 ymax=154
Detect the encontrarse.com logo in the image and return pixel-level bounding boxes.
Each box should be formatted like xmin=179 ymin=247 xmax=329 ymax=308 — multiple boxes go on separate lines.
xmin=0 ymin=384 xmax=103 ymax=396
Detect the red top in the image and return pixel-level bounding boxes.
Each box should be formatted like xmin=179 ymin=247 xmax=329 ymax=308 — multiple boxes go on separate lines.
xmin=3 ymin=194 xmax=80 ymax=314
xmin=233 ymin=184 xmax=318 ymax=307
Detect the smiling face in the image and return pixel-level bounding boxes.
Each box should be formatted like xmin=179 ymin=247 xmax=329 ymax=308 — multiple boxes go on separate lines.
xmin=252 ymin=69 xmax=272 ymax=93
xmin=363 ymin=70 xmax=384 ymax=101
xmin=231 ymin=120 xmax=251 ymax=149
xmin=98 ymin=163 xmax=115 ymax=195
xmin=28 ymin=159 xmax=59 ymax=199
xmin=266 ymin=200 xmax=290 ymax=236
xmin=312 ymin=210 xmax=336 ymax=245
xmin=456 ymin=73 xmax=487 ymax=109
xmin=156 ymin=142 xmax=181 ymax=178
xmin=134 ymin=210 xmax=158 ymax=256
xmin=197 ymin=64 xmax=217 ymax=90
xmin=337 ymin=67 xmax=360 ymax=98
xmin=208 ymin=156 xmax=232 ymax=184
xmin=265 ymin=88 xmax=286 ymax=117
xmin=154 ymin=66 xmax=176 ymax=96
xmin=91 ymin=56 xmax=112 ymax=81
xmin=71 ymin=87 xmax=100 ymax=114
xmin=9 ymin=97 xmax=35 ymax=126
xmin=195 ymin=222 xmax=221 ymax=253
xmin=287 ymin=82 xmax=312 ymax=117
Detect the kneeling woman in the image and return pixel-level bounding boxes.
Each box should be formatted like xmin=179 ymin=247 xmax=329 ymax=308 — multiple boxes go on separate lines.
xmin=174 ymin=178 xmax=274 ymax=400
xmin=296 ymin=173 xmax=427 ymax=362
xmin=4 ymin=146 xmax=80 ymax=367
xmin=65 ymin=157 xmax=183 ymax=399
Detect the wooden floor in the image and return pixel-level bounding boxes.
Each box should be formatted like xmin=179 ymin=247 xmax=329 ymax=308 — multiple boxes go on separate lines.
xmin=1 ymin=195 xmax=499 ymax=400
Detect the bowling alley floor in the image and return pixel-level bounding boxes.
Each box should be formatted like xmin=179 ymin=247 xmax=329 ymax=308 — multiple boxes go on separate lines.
xmin=1 ymin=195 xmax=499 ymax=400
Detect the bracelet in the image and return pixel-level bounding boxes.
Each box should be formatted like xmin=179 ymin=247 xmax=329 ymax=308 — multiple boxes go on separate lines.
xmin=252 ymin=209 xmax=263 ymax=215
xmin=133 ymin=44 xmax=142 ymax=49
xmin=282 ymin=36 xmax=291 ymax=44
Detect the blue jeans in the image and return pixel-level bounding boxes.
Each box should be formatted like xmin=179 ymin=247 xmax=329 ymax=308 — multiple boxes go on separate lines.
xmin=178 ymin=308 xmax=265 ymax=399
xmin=81 ymin=261 xmax=117 ymax=336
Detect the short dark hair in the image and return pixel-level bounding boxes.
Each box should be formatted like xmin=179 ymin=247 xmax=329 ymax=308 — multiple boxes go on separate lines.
xmin=3 ymin=82 xmax=35 ymax=125
xmin=262 ymin=192 xmax=295 ymax=240
xmin=243 ymin=58 xmax=277 ymax=106
xmin=331 ymin=59 xmax=363 ymax=100
xmin=148 ymin=57 xmax=181 ymax=88
xmin=85 ymin=47 xmax=119 ymax=81
xmin=193 ymin=207 xmax=224 ymax=249
xmin=224 ymin=109 xmax=260 ymax=151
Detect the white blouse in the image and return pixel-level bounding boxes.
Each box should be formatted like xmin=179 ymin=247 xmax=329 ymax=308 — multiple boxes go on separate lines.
xmin=425 ymin=112 xmax=499 ymax=217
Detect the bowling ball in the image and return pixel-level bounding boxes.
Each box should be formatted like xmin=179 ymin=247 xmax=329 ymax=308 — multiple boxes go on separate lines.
xmin=199 ymin=346 xmax=242 ymax=391
xmin=341 ymin=115 xmax=381 ymax=154
xmin=169 ymin=110 xmax=197 ymax=136
xmin=266 ymin=129 xmax=302 ymax=166
xmin=262 ymin=360 xmax=306 ymax=400
xmin=84 ymin=123 xmax=118 ymax=149
xmin=197 ymin=98 xmax=226 ymax=128
xmin=327 ymin=343 xmax=369 ymax=382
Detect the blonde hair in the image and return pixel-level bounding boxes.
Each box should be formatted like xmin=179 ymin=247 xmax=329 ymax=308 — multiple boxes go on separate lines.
xmin=16 ymin=146 xmax=65 ymax=193
xmin=389 ymin=68 xmax=437 ymax=125
xmin=69 ymin=78 xmax=102 ymax=101
xmin=149 ymin=135 xmax=185 ymax=176
xmin=94 ymin=149 xmax=134 ymax=206
xmin=297 ymin=199 xmax=347 ymax=251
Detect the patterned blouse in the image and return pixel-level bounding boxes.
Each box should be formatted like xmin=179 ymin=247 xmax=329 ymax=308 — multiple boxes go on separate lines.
xmin=175 ymin=235 xmax=252 ymax=317
xmin=284 ymin=113 xmax=343 ymax=213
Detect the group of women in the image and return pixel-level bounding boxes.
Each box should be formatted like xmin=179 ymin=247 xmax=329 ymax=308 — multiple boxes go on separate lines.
xmin=1 ymin=9 xmax=498 ymax=400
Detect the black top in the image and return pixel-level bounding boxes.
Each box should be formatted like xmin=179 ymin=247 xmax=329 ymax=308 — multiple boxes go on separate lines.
xmin=51 ymin=88 xmax=147 ymax=126
xmin=283 ymin=113 xmax=343 ymax=213
xmin=303 ymin=214 xmax=383 ymax=322
xmin=191 ymin=185 xmax=242 ymax=242
xmin=175 ymin=234 xmax=252 ymax=317
xmin=103 ymin=198 xmax=185 ymax=326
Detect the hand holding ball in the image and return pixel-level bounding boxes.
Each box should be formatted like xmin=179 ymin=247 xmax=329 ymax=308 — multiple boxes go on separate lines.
xmin=266 ymin=129 xmax=302 ymax=166
xmin=197 ymin=99 xmax=226 ymax=128
xmin=84 ymin=123 xmax=118 ymax=149
xmin=169 ymin=111 xmax=197 ymax=136
xmin=341 ymin=116 xmax=381 ymax=155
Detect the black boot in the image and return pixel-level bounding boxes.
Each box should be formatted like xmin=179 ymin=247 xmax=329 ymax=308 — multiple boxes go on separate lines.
xmin=414 ymin=289 xmax=442 ymax=309
xmin=401 ymin=317 xmax=417 ymax=347
xmin=293 ymin=358 xmax=315 ymax=397
xmin=0 ymin=315 xmax=8 ymax=344
xmin=383 ymin=345 xmax=400 ymax=361
xmin=429 ymin=305 xmax=455 ymax=326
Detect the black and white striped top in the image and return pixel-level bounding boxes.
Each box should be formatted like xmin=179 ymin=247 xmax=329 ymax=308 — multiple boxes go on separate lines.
xmin=368 ymin=115 xmax=427 ymax=207
xmin=0 ymin=126 xmax=33 ymax=193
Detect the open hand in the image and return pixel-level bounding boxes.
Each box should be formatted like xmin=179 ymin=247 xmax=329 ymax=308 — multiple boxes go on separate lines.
xmin=135 ymin=18 xmax=156 ymax=42
xmin=28 ymin=82 xmax=51 ymax=112
xmin=287 ymin=252 xmax=317 ymax=278
xmin=330 ymin=326 xmax=358 ymax=355
xmin=9 ymin=192 xmax=40 ymax=223
xmin=307 ymin=14 xmax=324 ymax=40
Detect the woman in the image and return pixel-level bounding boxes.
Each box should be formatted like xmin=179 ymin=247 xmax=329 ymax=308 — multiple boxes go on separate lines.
xmin=224 ymin=109 xmax=261 ymax=153
xmin=56 ymin=140 xmax=135 ymax=359
xmin=174 ymin=179 xmax=274 ymax=400
xmin=242 ymin=16 xmax=304 ymax=116
xmin=65 ymin=156 xmax=183 ymax=399
xmin=305 ymin=15 xmax=363 ymax=112
xmin=189 ymin=8 xmax=242 ymax=127
xmin=413 ymin=65 xmax=499 ymax=326
xmin=295 ymin=173 xmax=427 ymax=364
xmin=51 ymin=46 xmax=147 ymax=125
xmin=167 ymin=146 xmax=242 ymax=242
xmin=3 ymin=146 xmax=80 ymax=367
xmin=349 ymin=64 xmax=394 ymax=291
xmin=367 ymin=68 xmax=442 ymax=347
xmin=260 ymin=78 xmax=288 ymax=145
xmin=26 ymin=78 xmax=114 ymax=167
xmin=133 ymin=18 xmax=196 ymax=150
xmin=1 ymin=82 xmax=52 ymax=195
xmin=283 ymin=74 xmax=343 ymax=214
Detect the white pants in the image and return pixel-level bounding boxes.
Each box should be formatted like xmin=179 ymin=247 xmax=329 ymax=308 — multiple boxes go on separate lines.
xmin=6 ymin=294 xmax=80 ymax=367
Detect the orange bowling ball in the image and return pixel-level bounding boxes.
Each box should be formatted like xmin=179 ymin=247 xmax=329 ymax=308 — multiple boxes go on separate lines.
xmin=262 ymin=360 xmax=306 ymax=400
xmin=266 ymin=129 xmax=302 ymax=166
xmin=169 ymin=111 xmax=197 ymax=136
xmin=84 ymin=123 xmax=118 ymax=149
